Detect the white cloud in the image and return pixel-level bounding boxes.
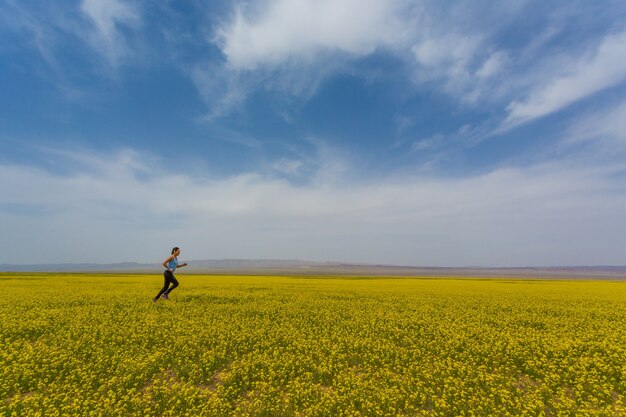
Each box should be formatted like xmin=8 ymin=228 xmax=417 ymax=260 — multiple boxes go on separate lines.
xmin=207 ymin=0 xmax=526 ymax=119
xmin=504 ymin=29 xmax=626 ymax=128
xmin=196 ymin=0 xmax=410 ymax=118
xmin=0 ymin=1 xmax=58 ymax=69
xmin=411 ymin=134 xmax=445 ymax=152
xmin=80 ymin=0 xmax=142 ymax=66
xmin=217 ymin=0 xmax=406 ymax=69
xmin=271 ymin=159 xmax=304 ymax=176
xmin=412 ymin=34 xmax=481 ymax=70
xmin=190 ymin=63 xmax=249 ymax=121
xmin=411 ymin=33 xmax=497 ymax=102
xmin=561 ymin=99 xmax=626 ymax=155
xmin=2 ymin=147 xmax=626 ymax=266
xmin=476 ymin=51 xmax=508 ymax=80
xmin=0 ymin=0 xmax=144 ymax=94
xmin=209 ymin=0 xmax=616 ymax=121
xmin=404 ymin=0 xmax=532 ymax=105
xmin=190 ymin=57 xmax=343 ymax=121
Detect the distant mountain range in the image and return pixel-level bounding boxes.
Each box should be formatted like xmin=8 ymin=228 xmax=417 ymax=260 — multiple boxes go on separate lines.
xmin=1 ymin=259 xmax=626 ymax=279
xmin=1 ymin=259 xmax=331 ymax=272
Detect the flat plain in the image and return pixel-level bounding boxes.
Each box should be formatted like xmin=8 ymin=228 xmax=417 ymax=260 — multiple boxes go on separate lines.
xmin=1 ymin=273 xmax=625 ymax=416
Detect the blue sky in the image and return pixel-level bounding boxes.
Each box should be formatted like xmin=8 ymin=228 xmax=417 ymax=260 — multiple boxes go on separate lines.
xmin=2 ymin=0 xmax=626 ymax=266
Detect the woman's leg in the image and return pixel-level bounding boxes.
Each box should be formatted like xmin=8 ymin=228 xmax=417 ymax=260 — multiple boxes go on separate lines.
xmin=164 ymin=274 xmax=179 ymax=295
xmin=154 ymin=271 xmax=173 ymax=300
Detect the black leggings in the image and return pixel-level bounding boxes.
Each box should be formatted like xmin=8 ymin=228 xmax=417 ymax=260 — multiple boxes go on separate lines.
xmin=155 ymin=270 xmax=179 ymax=299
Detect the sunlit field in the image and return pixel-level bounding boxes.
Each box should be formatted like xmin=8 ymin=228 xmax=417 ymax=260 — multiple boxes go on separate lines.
xmin=1 ymin=274 xmax=625 ymax=416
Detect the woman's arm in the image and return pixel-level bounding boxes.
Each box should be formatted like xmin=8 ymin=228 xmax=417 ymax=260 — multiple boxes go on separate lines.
xmin=178 ymin=262 xmax=188 ymax=268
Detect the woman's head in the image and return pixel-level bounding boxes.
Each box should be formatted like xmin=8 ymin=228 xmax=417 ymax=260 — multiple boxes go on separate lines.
xmin=171 ymin=247 xmax=180 ymax=255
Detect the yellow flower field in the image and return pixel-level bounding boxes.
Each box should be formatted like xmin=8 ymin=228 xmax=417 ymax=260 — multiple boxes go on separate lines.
xmin=1 ymin=274 xmax=625 ymax=416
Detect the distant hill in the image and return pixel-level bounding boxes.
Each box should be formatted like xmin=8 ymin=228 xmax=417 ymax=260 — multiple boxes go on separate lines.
xmin=0 ymin=262 xmax=151 ymax=272
xmin=1 ymin=259 xmax=626 ymax=279
xmin=0 ymin=259 xmax=334 ymax=272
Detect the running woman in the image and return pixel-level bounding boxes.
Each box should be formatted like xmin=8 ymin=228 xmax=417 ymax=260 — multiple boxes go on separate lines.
xmin=154 ymin=247 xmax=188 ymax=301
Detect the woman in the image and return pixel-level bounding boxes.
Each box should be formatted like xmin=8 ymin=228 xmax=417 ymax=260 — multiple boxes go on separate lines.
xmin=154 ymin=247 xmax=188 ymax=301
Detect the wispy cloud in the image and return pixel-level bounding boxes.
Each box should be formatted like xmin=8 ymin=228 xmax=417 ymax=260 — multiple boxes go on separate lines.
xmin=79 ymin=0 xmax=142 ymax=67
xmin=2 ymin=146 xmax=626 ymax=266
xmin=190 ymin=63 xmax=249 ymax=121
xmin=560 ymin=98 xmax=626 ymax=156
xmin=191 ymin=56 xmax=353 ymax=121
xmin=194 ymin=0 xmax=626 ymax=127
xmin=404 ymin=1 xmax=532 ymax=105
xmin=192 ymin=0 xmax=413 ymax=120
xmin=410 ymin=134 xmax=446 ymax=152
xmin=202 ymin=0 xmax=555 ymax=123
xmin=0 ymin=0 xmax=144 ymax=96
xmin=411 ymin=33 xmax=486 ymax=97
xmin=0 ymin=1 xmax=74 ymax=78
xmin=504 ymin=28 xmax=626 ymax=128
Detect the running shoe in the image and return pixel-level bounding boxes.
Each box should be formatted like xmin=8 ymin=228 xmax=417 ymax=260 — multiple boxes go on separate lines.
xmin=162 ymin=293 xmax=169 ymax=300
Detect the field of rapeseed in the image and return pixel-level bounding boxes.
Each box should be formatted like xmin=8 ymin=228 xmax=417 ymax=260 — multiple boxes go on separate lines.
xmin=1 ymin=274 xmax=625 ymax=416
